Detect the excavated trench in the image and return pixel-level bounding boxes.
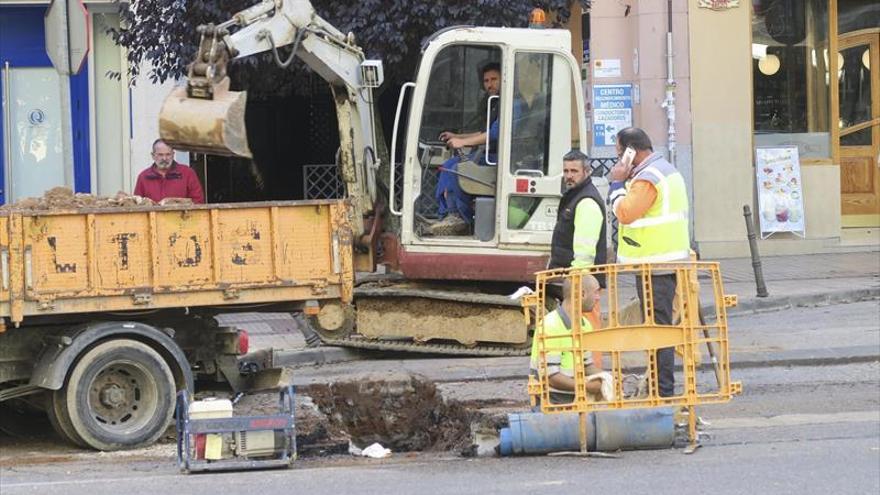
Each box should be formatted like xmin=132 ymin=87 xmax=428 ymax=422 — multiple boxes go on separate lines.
xmin=304 ymin=374 xmax=483 ymax=454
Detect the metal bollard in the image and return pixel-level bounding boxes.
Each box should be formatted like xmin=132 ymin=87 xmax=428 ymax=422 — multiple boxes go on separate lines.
xmin=742 ymin=205 xmax=769 ymax=297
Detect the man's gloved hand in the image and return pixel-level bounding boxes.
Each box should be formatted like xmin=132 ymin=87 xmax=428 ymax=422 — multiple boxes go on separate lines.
xmin=587 ymin=371 xmax=616 ymax=402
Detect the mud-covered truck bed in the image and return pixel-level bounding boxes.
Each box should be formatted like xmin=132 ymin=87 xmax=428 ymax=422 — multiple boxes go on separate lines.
xmin=0 ymin=200 xmax=353 ymax=325
xmin=0 ymin=199 xmax=353 ymax=451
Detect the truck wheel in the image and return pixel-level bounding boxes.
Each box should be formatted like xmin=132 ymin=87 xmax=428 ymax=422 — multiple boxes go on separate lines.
xmin=47 ymin=390 xmax=86 ymax=447
xmin=62 ymin=339 xmax=176 ymax=451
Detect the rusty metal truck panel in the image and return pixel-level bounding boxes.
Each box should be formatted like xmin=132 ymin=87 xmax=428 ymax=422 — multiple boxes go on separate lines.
xmin=0 ymin=200 xmax=353 ymax=325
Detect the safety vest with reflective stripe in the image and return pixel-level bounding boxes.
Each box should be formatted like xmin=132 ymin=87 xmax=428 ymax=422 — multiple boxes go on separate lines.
xmin=529 ymin=306 xmax=593 ymax=379
xmin=617 ymin=155 xmax=690 ymax=264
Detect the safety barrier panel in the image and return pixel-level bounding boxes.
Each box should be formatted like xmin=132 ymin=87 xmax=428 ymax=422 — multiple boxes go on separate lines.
xmin=522 ymin=261 xmax=742 ymax=452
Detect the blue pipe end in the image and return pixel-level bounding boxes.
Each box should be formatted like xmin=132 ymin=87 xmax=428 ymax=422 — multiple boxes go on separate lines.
xmin=498 ymin=427 xmax=512 ymax=456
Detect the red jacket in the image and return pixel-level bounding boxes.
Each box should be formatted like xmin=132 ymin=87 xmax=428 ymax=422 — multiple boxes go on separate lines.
xmin=133 ymin=162 xmax=205 ymax=204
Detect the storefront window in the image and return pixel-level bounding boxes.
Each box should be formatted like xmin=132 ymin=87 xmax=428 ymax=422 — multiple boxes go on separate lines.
xmin=838 ymin=0 xmax=880 ymax=35
xmin=752 ymin=0 xmax=831 ymax=158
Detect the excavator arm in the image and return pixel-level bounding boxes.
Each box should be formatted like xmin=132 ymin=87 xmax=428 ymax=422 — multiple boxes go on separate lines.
xmin=159 ymin=0 xmax=383 ymax=233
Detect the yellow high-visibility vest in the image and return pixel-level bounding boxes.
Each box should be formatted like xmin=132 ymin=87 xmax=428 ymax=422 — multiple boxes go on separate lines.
xmin=618 ymin=158 xmax=690 ymax=264
xmin=529 ymin=307 xmax=593 ymax=378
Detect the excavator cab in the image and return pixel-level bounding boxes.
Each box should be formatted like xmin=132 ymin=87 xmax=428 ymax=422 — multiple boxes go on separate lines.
xmin=390 ymin=28 xmax=588 ymax=281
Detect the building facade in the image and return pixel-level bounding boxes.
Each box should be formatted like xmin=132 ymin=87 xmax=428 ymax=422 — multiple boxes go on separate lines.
xmin=578 ymin=0 xmax=878 ymax=257
xmin=0 ymin=0 xmax=183 ymax=205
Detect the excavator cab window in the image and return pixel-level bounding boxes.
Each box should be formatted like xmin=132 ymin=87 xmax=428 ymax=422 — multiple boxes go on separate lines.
xmin=503 ymin=50 xmax=581 ymax=236
xmin=510 ymin=52 xmax=552 ymax=175
xmin=412 ymin=44 xmax=503 ymax=235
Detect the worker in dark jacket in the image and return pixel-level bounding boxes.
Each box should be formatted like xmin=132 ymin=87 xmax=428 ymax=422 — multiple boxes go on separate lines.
xmin=134 ymin=139 xmax=205 ymax=204
xmin=548 ymin=149 xmax=607 ymax=369
xmin=548 ymin=149 xmax=607 ymax=282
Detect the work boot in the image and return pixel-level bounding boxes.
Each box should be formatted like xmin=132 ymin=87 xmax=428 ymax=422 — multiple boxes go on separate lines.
xmin=429 ymin=213 xmax=468 ymax=236
xmin=415 ymin=214 xmax=438 ymax=236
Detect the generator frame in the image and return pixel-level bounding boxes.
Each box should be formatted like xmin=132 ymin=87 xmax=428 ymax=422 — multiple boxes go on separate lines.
xmin=176 ymin=387 xmax=296 ymax=473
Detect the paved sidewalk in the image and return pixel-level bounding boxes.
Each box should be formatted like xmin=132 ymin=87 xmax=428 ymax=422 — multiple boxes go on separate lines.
xmin=234 ymin=251 xmax=879 ymax=372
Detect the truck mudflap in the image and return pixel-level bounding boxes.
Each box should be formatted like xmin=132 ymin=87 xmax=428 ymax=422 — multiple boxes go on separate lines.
xmin=224 ymin=348 xmax=295 ymax=394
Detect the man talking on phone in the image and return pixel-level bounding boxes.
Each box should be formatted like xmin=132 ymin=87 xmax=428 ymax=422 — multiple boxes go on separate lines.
xmin=607 ymin=127 xmax=690 ymax=397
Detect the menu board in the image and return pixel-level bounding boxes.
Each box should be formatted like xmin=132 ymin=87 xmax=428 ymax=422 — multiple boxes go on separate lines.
xmin=755 ymin=146 xmax=806 ymax=238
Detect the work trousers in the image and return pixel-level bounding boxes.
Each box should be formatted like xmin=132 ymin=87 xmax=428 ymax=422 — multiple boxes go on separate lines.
xmin=636 ymin=273 xmax=676 ymax=397
xmin=435 ymin=156 xmax=474 ymax=222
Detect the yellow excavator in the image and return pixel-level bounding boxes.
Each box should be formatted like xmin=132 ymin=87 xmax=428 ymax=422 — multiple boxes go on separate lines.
xmin=160 ymin=0 xmax=592 ymax=355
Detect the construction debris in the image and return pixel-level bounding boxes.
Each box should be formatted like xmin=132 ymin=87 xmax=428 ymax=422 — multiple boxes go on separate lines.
xmin=0 ymin=186 xmax=196 ymax=211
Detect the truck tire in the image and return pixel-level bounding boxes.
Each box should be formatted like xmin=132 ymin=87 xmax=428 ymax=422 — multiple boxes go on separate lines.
xmin=47 ymin=390 xmax=86 ymax=447
xmin=61 ymin=339 xmax=176 ymax=451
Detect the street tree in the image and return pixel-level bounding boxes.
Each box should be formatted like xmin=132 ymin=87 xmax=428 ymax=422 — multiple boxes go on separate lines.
xmin=109 ymin=0 xmax=580 ymax=98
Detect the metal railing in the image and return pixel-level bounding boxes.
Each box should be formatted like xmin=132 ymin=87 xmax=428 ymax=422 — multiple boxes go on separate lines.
xmin=304 ymin=157 xmax=616 ymax=211
xmin=303 ymin=164 xmax=345 ymax=200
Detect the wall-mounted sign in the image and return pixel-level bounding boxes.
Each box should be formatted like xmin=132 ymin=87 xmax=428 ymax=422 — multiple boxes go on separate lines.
xmin=755 ymin=146 xmax=805 ymax=238
xmin=592 ymin=84 xmax=633 ymax=147
xmin=593 ymin=59 xmax=621 ymax=78
xmin=698 ymin=0 xmax=740 ymax=10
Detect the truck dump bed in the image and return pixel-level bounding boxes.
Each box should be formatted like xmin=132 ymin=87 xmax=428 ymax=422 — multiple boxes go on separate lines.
xmin=0 ymin=200 xmax=353 ymax=326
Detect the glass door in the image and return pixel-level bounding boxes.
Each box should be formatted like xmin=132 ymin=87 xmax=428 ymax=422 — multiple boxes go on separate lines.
xmin=2 ymin=64 xmax=70 ymax=202
xmin=838 ymin=32 xmax=880 ymax=227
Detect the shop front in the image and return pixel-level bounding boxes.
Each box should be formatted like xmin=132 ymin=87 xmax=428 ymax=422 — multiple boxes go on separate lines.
xmin=688 ymin=0 xmax=880 ymax=257
xmin=749 ymin=0 xmax=879 ymax=252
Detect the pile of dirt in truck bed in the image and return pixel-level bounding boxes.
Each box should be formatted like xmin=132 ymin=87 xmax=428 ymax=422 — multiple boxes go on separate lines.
xmin=306 ymin=373 xmax=479 ymax=453
xmin=0 ymin=186 xmax=194 ymax=211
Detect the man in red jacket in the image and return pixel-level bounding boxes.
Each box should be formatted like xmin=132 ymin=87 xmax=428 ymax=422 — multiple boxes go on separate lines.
xmin=134 ymin=139 xmax=204 ymax=204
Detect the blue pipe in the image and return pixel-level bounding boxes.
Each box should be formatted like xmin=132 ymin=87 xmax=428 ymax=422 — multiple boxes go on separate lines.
xmin=499 ymin=408 xmax=675 ymax=456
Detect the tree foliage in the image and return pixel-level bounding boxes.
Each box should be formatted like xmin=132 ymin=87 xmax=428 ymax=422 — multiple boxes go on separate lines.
xmin=111 ymin=0 xmax=581 ymax=97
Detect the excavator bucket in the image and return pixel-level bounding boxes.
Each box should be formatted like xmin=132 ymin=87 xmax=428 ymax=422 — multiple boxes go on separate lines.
xmin=158 ymin=77 xmax=252 ymax=158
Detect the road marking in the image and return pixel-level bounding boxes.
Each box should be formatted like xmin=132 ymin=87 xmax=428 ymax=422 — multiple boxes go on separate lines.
xmin=711 ymin=411 xmax=880 ymax=430
xmin=0 ymin=474 xmax=183 ymax=489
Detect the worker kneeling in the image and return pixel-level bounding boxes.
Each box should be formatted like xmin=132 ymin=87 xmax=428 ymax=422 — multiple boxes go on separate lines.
xmin=529 ymin=274 xmax=614 ymax=408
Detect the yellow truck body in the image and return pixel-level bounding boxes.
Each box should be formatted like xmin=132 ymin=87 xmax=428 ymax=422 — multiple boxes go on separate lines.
xmin=0 ymin=200 xmax=353 ymax=327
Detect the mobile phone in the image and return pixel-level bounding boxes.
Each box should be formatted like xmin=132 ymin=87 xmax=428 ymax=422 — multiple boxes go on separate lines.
xmin=621 ymin=147 xmax=636 ymax=168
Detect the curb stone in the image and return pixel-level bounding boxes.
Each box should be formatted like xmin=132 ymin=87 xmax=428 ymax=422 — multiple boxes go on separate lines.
xmin=714 ymin=287 xmax=879 ymax=317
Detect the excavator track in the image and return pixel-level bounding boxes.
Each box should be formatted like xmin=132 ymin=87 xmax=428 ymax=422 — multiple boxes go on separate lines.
xmin=311 ymin=278 xmax=535 ymax=357
xmin=318 ymin=336 xmax=531 ymax=356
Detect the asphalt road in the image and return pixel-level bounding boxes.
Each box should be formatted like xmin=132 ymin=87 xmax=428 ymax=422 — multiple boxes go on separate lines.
xmin=1 ymin=412 xmax=877 ymax=495
xmin=1 ymin=302 xmax=878 ymax=495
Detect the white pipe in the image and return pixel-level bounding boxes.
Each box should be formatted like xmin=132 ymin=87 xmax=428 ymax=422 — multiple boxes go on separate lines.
xmin=663 ymin=2 xmax=676 ymax=167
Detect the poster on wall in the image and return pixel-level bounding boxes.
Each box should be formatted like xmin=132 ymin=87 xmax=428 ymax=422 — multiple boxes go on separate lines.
xmin=593 ymin=59 xmax=621 ymax=78
xmin=592 ymin=84 xmax=633 ymax=146
xmin=755 ymin=146 xmax=806 ymax=239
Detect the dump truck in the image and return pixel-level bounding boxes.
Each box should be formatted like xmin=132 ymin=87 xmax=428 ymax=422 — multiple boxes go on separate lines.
xmin=0 ymin=198 xmax=351 ymax=450
xmin=160 ymin=0 xmax=592 ymax=354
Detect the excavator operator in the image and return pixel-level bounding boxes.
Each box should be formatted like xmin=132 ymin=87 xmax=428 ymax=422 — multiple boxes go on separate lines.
xmin=429 ymin=62 xmax=504 ymax=236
